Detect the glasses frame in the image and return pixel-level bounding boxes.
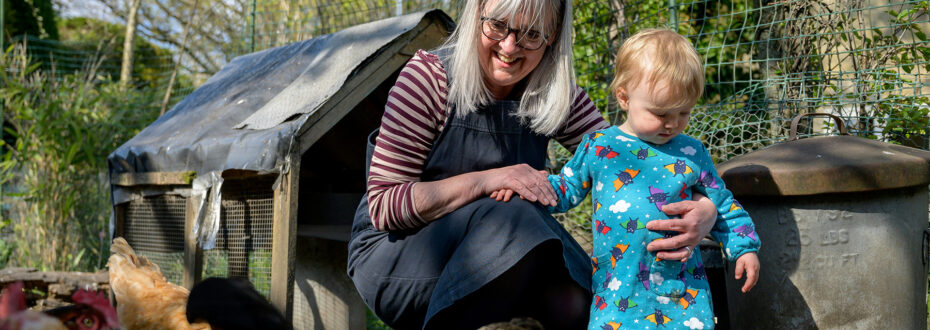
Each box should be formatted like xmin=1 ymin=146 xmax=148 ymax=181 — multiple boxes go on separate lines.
xmin=479 ymin=17 xmax=549 ymax=51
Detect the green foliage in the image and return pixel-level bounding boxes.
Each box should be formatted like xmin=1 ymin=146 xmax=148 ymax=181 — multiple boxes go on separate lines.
xmin=201 ymin=250 xmax=273 ymax=296
xmin=56 ymin=17 xmax=179 ymax=90
xmin=0 ymin=45 xmax=161 ymax=271
xmin=802 ymin=0 xmax=930 ymax=145
xmin=874 ymin=2 xmax=930 ymax=148
xmin=572 ymin=0 xmax=616 ymax=123
xmin=366 ymin=309 xmax=393 ymax=330
xmin=3 ymin=0 xmax=59 ymax=41
xmin=876 ymin=97 xmax=930 ymax=148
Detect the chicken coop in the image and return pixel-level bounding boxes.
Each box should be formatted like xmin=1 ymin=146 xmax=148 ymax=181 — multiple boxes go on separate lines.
xmin=107 ymin=10 xmax=454 ymax=329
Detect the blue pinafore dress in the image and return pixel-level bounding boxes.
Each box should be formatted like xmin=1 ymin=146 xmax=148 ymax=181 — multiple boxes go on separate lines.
xmin=347 ymin=74 xmax=592 ymax=330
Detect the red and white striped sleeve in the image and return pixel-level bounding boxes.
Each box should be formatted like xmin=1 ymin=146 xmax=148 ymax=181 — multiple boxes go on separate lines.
xmin=554 ymin=86 xmax=611 ymax=151
xmin=367 ymin=50 xmax=449 ymax=231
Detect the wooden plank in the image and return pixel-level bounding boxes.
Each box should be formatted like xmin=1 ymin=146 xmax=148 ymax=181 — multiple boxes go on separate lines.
xmin=221 ymin=169 xmax=261 ymax=180
xmin=296 ymin=225 xmax=353 ymax=242
xmin=112 ymin=171 xmax=196 ymax=186
xmin=0 ymin=268 xmax=109 ymax=286
xmin=114 ymin=203 xmax=126 ymax=238
xmin=183 ymin=196 xmax=203 ymax=290
xmin=270 ymin=158 xmax=300 ymax=320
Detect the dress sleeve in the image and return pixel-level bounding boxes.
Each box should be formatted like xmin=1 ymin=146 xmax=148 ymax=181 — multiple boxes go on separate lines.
xmin=367 ymin=50 xmax=449 ymax=231
xmin=547 ymin=133 xmax=594 ymax=213
xmin=553 ymin=86 xmax=610 ymax=152
xmin=691 ymin=143 xmax=761 ymax=262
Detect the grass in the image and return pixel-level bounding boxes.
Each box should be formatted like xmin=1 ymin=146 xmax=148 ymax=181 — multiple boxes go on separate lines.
xmin=201 ymin=249 xmax=273 ymax=297
xmin=367 ymin=309 xmax=392 ymax=330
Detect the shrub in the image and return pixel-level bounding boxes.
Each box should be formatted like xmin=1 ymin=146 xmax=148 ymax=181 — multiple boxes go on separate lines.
xmin=0 ymin=44 xmax=160 ymax=271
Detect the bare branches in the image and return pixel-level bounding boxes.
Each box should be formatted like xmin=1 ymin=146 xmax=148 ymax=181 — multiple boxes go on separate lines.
xmin=94 ymin=0 xmax=248 ymax=76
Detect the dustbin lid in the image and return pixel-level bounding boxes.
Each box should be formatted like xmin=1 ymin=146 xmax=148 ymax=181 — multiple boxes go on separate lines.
xmin=718 ymin=114 xmax=930 ymax=196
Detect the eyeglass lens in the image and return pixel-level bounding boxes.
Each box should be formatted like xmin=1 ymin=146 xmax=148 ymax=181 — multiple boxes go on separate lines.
xmin=482 ymin=18 xmax=545 ymax=50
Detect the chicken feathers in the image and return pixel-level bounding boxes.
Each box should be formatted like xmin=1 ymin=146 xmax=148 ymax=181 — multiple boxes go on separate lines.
xmin=107 ymin=238 xmax=209 ymax=330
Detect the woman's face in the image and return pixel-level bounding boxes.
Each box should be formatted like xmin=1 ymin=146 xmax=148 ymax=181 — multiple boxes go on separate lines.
xmin=478 ymin=0 xmax=552 ymax=99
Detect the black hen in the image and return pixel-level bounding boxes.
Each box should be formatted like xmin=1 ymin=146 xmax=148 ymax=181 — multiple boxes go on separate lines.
xmin=185 ymin=277 xmax=290 ymax=330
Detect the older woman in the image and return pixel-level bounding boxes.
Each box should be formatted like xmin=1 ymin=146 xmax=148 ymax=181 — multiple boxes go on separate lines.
xmin=347 ymin=0 xmax=717 ymax=328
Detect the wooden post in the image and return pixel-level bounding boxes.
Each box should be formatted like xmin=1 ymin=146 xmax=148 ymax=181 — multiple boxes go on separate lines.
xmin=183 ymin=194 xmax=204 ymax=289
xmin=113 ymin=204 xmax=126 ymax=238
xmin=270 ymin=157 xmax=300 ymax=319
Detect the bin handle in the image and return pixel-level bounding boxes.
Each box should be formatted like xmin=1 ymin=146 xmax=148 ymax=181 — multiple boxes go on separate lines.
xmin=923 ymin=228 xmax=930 ymax=265
xmin=788 ymin=113 xmax=849 ymax=141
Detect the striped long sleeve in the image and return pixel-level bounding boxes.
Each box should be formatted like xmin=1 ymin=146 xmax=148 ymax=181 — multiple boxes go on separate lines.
xmin=366 ymin=50 xmax=609 ymax=231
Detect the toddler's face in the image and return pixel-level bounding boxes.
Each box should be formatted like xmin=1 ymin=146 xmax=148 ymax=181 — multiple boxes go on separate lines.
xmin=616 ymin=78 xmax=692 ymax=144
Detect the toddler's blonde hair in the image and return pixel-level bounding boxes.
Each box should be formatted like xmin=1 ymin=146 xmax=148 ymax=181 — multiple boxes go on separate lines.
xmin=610 ymin=29 xmax=704 ymax=108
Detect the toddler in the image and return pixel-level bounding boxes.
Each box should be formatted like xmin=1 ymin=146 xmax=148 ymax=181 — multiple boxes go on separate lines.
xmin=548 ymin=29 xmax=760 ymax=329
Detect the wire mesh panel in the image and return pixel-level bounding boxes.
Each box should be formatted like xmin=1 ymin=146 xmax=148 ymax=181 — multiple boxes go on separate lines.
xmin=202 ymin=176 xmax=276 ymax=297
xmin=123 ymin=194 xmax=188 ymax=286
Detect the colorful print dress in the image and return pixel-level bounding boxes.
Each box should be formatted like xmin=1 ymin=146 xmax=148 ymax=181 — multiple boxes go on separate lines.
xmin=547 ymin=126 xmax=761 ymax=330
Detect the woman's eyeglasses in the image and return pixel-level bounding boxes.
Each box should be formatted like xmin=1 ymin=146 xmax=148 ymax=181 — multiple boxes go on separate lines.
xmin=480 ymin=17 xmax=549 ymax=50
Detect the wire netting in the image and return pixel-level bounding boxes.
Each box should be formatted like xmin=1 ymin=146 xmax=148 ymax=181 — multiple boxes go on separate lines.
xmin=241 ymin=0 xmax=462 ymax=52
xmin=559 ymin=0 xmax=930 ymax=250
xmin=202 ymin=176 xmax=276 ymax=297
xmin=7 ymin=34 xmax=196 ymax=108
xmin=123 ymin=194 xmax=187 ymax=285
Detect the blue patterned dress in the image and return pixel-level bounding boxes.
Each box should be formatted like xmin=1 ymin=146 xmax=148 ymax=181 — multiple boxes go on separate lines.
xmin=548 ymin=126 xmax=761 ymax=330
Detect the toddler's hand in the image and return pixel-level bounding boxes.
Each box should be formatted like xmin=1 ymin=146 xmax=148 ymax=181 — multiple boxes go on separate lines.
xmin=734 ymin=252 xmax=759 ymax=293
xmin=490 ymin=189 xmax=516 ymax=202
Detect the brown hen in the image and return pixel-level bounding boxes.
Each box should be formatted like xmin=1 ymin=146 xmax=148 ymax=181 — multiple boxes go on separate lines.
xmin=107 ymin=238 xmax=209 ymax=330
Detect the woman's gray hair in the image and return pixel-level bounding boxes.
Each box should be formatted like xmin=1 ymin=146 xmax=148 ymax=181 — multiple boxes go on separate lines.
xmin=437 ymin=0 xmax=575 ymax=136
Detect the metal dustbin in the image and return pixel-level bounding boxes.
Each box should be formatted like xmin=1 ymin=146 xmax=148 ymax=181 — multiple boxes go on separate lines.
xmin=716 ymin=113 xmax=930 ymax=329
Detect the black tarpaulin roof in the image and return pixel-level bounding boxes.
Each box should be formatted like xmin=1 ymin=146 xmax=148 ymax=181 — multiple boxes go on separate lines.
xmin=108 ymin=10 xmax=453 ymax=177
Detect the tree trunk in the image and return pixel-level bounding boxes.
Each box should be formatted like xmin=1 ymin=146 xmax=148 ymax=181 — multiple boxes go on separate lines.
xmin=160 ymin=0 xmax=201 ymax=116
xmin=120 ymin=0 xmax=143 ymax=89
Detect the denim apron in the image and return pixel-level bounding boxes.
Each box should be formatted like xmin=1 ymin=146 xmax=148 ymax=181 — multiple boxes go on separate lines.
xmin=347 ymin=70 xmax=592 ymax=330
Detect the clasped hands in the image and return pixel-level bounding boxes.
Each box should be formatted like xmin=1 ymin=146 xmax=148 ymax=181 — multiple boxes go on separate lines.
xmin=482 ymin=163 xmax=714 ymax=262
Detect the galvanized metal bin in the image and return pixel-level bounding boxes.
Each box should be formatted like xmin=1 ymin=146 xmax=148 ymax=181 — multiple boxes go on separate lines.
xmin=717 ymin=113 xmax=930 ymax=329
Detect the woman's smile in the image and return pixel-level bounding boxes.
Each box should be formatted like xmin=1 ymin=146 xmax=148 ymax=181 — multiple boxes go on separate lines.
xmin=496 ymin=52 xmax=519 ymax=64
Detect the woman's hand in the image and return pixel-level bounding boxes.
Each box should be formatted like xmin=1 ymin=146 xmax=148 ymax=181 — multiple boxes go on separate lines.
xmin=481 ymin=164 xmax=556 ymax=206
xmin=414 ymin=164 xmax=556 ymax=221
xmin=644 ymin=195 xmax=716 ymax=261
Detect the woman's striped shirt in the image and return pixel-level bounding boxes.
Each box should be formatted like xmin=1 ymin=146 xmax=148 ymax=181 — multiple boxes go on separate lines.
xmin=367 ymin=50 xmax=609 ymax=231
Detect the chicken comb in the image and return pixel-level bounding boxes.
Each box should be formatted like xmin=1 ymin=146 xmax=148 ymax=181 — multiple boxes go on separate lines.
xmin=72 ymin=289 xmax=119 ymax=328
xmin=0 ymin=281 xmax=26 ymax=319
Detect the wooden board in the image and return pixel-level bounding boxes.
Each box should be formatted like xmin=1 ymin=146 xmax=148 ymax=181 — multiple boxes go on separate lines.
xmin=112 ymin=171 xmax=196 ymax=186
xmin=183 ymin=196 xmax=203 ymax=289
xmin=0 ymin=268 xmax=109 ymax=287
xmin=270 ymin=158 xmax=301 ymax=320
